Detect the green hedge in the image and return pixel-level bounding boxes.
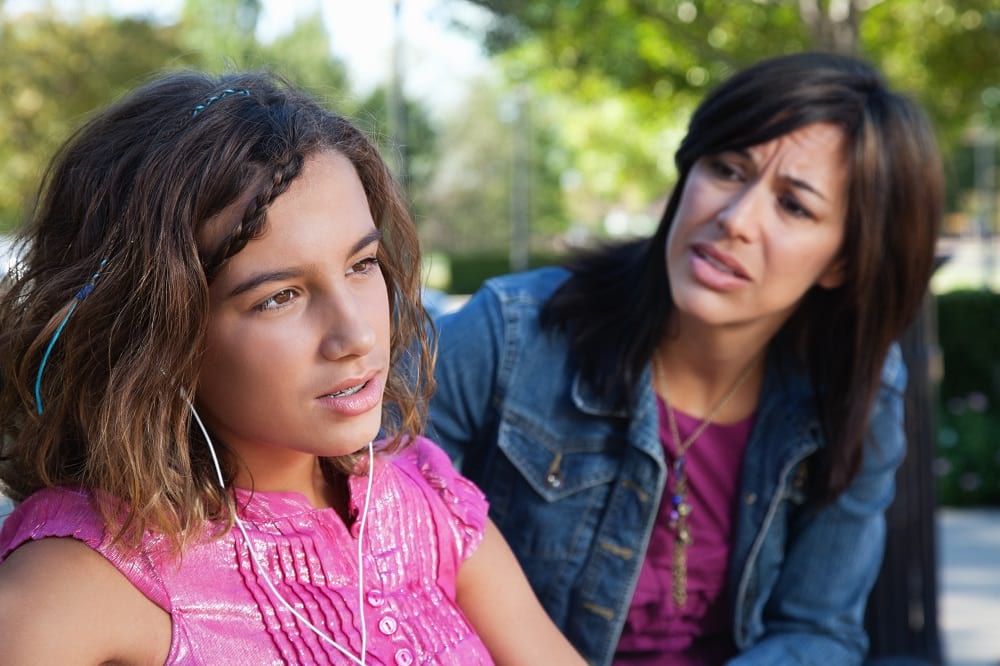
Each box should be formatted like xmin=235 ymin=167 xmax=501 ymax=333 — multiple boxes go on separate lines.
xmin=445 ymin=251 xmax=566 ymax=295
xmin=935 ymin=289 xmax=1000 ymax=506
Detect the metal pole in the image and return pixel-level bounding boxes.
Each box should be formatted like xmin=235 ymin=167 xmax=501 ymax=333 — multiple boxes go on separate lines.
xmin=973 ymin=128 xmax=996 ymax=289
xmin=388 ymin=0 xmax=409 ymax=191
xmin=509 ymin=87 xmax=531 ymax=273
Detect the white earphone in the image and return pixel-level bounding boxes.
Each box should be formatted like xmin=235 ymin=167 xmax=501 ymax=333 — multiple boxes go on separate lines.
xmin=187 ymin=399 xmax=373 ymax=666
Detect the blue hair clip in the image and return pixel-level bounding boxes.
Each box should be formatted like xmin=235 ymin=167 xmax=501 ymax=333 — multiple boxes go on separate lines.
xmin=35 ymin=258 xmax=108 ymax=415
xmin=191 ymin=88 xmax=251 ymax=118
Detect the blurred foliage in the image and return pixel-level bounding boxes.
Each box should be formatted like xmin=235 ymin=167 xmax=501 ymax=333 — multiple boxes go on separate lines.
xmin=417 ymin=79 xmax=568 ymax=255
xmin=355 ymin=87 xmax=439 ymax=223
xmin=0 ymin=1 xmax=354 ymax=234
xmin=179 ymin=0 xmax=261 ymax=66
xmin=935 ymin=289 xmax=1000 ymax=505
xmin=452 ymin=0 xmax=1000 ymax=234
xmin=4 ymin=1 xmax=998 ymax=267
xmin=0 ymin=13 xmax=192 ymax=230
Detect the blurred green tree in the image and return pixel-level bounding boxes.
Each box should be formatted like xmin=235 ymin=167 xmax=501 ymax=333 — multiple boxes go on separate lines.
xmin=417 ymin=79 xmax=567 ymax=255
xmin=354 ymin=86 xmax=439 ymax=218
xmin=0 ymin=6 xmax=357 ymax=234
xmin=179 ymin=0 xmax=261 ymax=67
xmin=0 ymin=12 xmax=191 ymax=231
xmin=452 ymin=0 xmax=1000 ymax=233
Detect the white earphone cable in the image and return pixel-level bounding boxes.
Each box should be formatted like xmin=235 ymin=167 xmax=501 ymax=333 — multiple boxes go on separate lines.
xmin=187 ymin=399 xmax=372 ymax=666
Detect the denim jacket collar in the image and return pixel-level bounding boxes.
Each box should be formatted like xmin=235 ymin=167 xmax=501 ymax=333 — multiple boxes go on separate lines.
xmin=571 ymin=368 xmax=632 ymax=419
xmin=571 ymin=364 xmax=665 ymax=464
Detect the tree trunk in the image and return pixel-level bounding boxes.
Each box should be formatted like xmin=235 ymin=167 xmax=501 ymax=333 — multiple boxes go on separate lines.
xmin=798 ymin=0 xmax=862 ymax=55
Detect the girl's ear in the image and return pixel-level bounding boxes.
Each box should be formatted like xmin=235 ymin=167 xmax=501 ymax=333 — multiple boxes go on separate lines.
xmin=816 ymin=257 xmax=846 ymax=289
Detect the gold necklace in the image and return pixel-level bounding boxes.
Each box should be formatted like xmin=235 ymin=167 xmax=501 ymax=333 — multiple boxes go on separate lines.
xmin=655 ymin=351 xmax=759 ymax=607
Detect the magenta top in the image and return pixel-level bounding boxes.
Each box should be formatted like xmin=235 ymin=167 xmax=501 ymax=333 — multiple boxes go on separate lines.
xmin=615 ymin=398 xmax=754 ymax=665
xmin=0 ymin=436 xmax=493 ymax=665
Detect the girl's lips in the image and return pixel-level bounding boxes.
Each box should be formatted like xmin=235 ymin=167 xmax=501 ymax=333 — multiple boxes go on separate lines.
xmin=316 ymin=375 xmax=383 ymax=417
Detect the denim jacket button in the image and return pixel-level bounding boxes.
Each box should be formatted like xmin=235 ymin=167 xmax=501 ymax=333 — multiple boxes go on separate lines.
xmin=744 ymin=493 xmax=757 ymax=505
xmin=545 ymin=470 xmax=563 ymax=489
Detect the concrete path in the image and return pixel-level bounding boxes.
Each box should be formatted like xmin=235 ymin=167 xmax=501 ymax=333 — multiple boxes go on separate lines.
xmin=939 ymin=507 xmax=1000 ymax=666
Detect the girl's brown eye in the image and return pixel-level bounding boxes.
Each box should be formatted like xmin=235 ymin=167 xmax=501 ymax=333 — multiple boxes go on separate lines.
xmin=255 ymin=289 xmax=297 ymax=312
xmin=349 ymin=256 xmax=380 ymax=275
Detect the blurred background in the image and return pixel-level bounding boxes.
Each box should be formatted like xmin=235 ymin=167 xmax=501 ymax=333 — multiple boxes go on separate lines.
xmin=0 ymin=1 xmax=998 ymax=663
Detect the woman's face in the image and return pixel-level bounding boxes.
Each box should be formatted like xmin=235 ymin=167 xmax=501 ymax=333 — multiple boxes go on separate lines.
xmin=197 ymin=150 xmax=391 ymax=477
xmin=665 ymin=122 xmax=848 ymax=338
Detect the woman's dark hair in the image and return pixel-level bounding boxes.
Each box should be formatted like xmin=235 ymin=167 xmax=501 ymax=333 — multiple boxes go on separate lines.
xmin=543 ymin=52 xmax=943 ymax=502
xmin=0 ymin=71 xmax=432 ymax=549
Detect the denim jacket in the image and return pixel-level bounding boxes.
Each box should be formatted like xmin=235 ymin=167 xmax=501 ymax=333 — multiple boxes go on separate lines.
xmin=428 ymin=267 xmax=906 ymax=666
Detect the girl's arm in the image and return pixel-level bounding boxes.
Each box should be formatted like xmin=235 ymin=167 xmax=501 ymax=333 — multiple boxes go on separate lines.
xmin=0 ymin=537 xmax=170 ymax=665
xmin=457 ymin=519 xmax=586 ymax=665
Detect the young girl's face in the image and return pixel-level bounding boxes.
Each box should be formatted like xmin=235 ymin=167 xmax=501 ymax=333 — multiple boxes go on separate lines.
xmin=196 ymin=150 xmax=390 ymax=475
xmin=665 ymin=122 xmax=848 ymax=338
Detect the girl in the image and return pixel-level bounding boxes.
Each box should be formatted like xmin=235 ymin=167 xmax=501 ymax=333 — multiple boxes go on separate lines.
xmin=0 ymin=71 xmax=583 ymax=665
xmin=429 ymin=52 xmax=943 ymax=665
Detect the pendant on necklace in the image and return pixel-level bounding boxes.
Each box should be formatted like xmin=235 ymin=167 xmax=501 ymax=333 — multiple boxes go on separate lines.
xmin=671 ymin=458 xmax=693 ymax=607
xmin=672 ymin=536 xmax=689 ymax=607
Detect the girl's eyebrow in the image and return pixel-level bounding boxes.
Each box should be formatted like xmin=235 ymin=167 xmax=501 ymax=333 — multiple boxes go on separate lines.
xmin=351 ymin=229 xmax=383 ymax=255
xmin=225 ymin=228 xmax=383 ymax=299
xmin=227 ymin=269 xmax=303 ymax=299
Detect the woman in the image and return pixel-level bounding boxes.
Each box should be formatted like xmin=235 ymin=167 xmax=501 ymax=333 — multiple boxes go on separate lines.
xmin=428 ymin=52 xmax=942 ymax=665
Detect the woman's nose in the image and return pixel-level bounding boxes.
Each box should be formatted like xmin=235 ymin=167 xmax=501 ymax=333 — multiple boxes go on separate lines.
xmin=715 ymin=185 xmax=764 ymax=242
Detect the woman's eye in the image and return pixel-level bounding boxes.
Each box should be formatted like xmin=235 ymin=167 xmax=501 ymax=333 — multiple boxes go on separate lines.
xmin=708 ymin=158 xmax=742 ymax=181
xmin=255 ymin=289 xmax=297 ymax=312
xmin=779 ymin=194 xmax=814 ymax=219
xmin=348 ymin=256 xmax=380 ymax=275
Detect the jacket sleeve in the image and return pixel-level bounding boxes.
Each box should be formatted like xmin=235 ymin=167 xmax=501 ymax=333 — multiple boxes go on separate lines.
xmin=427 ymin=285 xmax=506 ymax=469
xmin=729 ymin=380 xmax=907 ymax=666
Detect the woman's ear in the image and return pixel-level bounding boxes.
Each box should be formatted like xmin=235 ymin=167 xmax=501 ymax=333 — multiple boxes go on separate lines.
xmin=816 ymin=257 xmax=846 ymax=289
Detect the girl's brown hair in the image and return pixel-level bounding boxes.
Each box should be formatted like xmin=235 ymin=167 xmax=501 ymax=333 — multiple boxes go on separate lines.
xmin=0 ymin=71 xmax=433 ymax=548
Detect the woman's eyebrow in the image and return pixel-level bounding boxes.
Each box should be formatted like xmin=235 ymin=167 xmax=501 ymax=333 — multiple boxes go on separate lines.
xmin=781 ymin=174 xmax=828 ymax=201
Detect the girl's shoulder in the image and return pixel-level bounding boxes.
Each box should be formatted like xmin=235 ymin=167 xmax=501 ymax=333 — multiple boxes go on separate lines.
xmin=0 ymin=490 xmax=172 ymax=663
xmin=388 ymin=435 xmax=484 ymax=499
xmin=0 ymin=487 xmax=170 ymax=609
xmin=382 ymin=436 xmax=489 ymax=559
xmin=0 ymin=487 xmax=103 ymax=559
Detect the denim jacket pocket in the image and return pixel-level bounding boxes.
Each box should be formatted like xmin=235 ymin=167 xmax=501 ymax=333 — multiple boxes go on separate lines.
xmin=497 ymin=410 xmax=622 ymax=503
xmin=491 ymin=408 xmax=625 ymax=567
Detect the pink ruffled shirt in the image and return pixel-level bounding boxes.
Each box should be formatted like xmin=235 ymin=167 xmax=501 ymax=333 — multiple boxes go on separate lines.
xmin=0 ymin=436 xmax=493 ymax=665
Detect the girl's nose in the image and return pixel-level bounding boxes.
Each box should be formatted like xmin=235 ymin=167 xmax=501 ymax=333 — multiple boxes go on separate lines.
xmin=319 ymin=291 xmax=377 ymax=361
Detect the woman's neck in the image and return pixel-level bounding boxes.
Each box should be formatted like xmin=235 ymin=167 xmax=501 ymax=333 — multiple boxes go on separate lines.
xmin=655 ymin=315 xmax=772 ymax=423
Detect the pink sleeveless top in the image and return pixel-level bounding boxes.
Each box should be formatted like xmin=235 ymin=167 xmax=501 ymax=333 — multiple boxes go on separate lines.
xmin=0 ymin=437 xmax=493 ymax=665
xmin=615 ymin=398 xmax=754 ymax=665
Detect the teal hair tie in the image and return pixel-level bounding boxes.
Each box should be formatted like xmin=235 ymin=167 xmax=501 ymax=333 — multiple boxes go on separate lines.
xmin=35 ymin=258 xmax=107 ymax=415
xmin=191 ymin=88 xmax=251 ymax=118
